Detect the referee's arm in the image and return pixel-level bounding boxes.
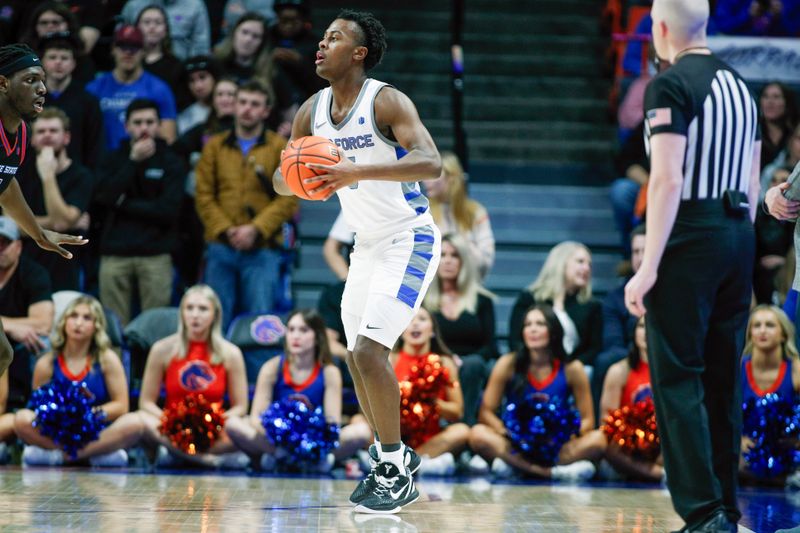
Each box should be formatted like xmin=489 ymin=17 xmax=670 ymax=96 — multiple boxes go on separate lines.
xmin=625 ymin=134 xmax=685 ymax=317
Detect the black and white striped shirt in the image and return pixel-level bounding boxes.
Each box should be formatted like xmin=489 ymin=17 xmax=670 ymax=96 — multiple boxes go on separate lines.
xmin=644 ymin=54 xmax=760 ymax=201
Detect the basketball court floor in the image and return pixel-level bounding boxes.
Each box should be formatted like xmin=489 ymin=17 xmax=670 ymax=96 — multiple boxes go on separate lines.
xmin=0 ymin=468 xmax=796 ymax=532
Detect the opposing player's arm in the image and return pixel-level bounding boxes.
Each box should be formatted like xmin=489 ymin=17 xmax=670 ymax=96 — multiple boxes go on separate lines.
xmin=304 ymin=87 xmax=442 ymax=199
xmin=273 ymin=96 xmax=314 ymax=196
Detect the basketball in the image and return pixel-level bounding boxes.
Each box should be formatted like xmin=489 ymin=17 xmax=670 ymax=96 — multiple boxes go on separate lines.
xmin=280 ymin=136 xmax=342 ymax=200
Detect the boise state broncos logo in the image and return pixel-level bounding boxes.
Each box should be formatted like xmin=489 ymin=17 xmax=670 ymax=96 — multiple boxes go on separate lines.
xmin=179 ymin=360 xmax=216 ymax=391
xmin=632 ymin=384 xmax=653 ymax=404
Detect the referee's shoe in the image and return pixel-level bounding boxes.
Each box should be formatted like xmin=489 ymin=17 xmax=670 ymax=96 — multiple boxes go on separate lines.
xmin=353 ymin=462 xmax=419 ymax=514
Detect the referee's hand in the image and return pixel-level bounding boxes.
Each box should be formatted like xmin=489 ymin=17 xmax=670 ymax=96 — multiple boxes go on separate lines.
xmin=765 ymin=182 xmax=800 ymax=221
xmin=625 ymin=267 xmax=657 ymax=318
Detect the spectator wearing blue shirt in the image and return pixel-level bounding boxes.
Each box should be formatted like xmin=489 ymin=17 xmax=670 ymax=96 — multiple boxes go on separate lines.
xmin=86 ymin=26 xmax=177 ymax=151
xmin=714 ymin=0 xmax=800 ymax=36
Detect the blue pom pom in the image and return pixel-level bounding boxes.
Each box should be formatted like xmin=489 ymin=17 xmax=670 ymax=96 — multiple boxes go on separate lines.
xmin=261 ymin=398 xmax=340 ymax=470
xmin=29 ymin=380 xmax=107 ymax=459
xmin=742 ymin=393 xmax=800 ymax=478
xmin=502 ymin=394 xmax=581 ymax=467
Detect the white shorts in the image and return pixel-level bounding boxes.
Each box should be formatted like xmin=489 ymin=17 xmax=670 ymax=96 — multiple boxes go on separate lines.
xmin=340 ymin=224 xmax=441 ymax=351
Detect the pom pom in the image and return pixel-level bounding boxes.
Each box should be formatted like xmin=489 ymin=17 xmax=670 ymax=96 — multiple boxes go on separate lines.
xmin=742 ymin=393 xmax=800 ymax=478
xmin=160 ymin=394 xmax=225 ymax=455
xmin=502 ymin=394 xmax=581 ymax=466
xmin=399 ymin=354 xmax=451 ymax=449
xmin=602 ymin=398 xmax=660 ymax=461
xmin=29 ymin=380 xmax=107 ymax=459
xmin=261 ymin=397 xmax=340 ymax=470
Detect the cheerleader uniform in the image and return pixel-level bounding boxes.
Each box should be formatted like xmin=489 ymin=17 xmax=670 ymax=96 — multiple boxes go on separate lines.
xmin=741 ymin=355 xmax=794 ymax=403
xmin=507 ymin=358 xmax=570 ymax=404
xmin=273 ymin=355 xmax=326 ymax=407
xmin=620 ymin=361 xmax=653 ymax=408
xmin=52 ymin=353 xmax=110 ymax=405
xmin=164 ymin=341 xmax=227 ymax=407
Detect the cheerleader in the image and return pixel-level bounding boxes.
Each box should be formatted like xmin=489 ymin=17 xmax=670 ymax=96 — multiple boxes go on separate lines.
xmin=225 ymin=309 xmax=372 ymax=470
xmin=15 ymin=296 xmax=142 ymax=466
xmin=740 ymin=305 xmax=800 ymax=480
xmin=468 ymin=304 xmax=606 ymax=480
xmin=391 ymin=307 xmax=469 ymax=476
xmin=138 ymin=284 xmax=249 ymax=468
xmin=600 ymin=316 xmax=663 ymax=481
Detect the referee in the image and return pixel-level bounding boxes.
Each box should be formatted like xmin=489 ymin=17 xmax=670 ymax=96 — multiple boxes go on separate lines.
xmin=624 ymin=1 xmax=760 ymax=532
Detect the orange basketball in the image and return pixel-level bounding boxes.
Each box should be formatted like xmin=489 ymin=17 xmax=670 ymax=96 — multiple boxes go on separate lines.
xmin=280 ymin=136 xmax=342 ymax=200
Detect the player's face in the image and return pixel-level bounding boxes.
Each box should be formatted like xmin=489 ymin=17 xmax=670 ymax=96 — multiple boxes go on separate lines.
xmin=126 ymin=108 xmax=160 ymax=141
xmin=213 ymin=80 xmax=237 ymax=117
xmin=285 ymin=314 xmax=316 ymax=357
xmin=402 ymin=308 xmax=435 ymax=349
xmin=564 ymin=248 xmax=592 ymax=291
xmin=316 ymin=19 xmax=366 ymax=79
xmin=2 ymin=67 xmax=47 ymax=119
xmin=138 ymin=8 xmax=168 ymax=48
xmin=750 ymin=310 xmax=784 ymax=352
xmin=42 ymin=49 xmax=76 ymax=83
xmin=188 ymin=71 xmax=214 ymax=102
xmin=182 ymin=292 xmax=215 ymax=339
xmin=523 ymin=309 xmax=550 ymax=352
xmin=630 ymin=234 xmax=645 ymax=274
xmin=32 ymin=117 xmax=69 ymax=153
xmin=235 ymin=90 xmax=270 ymax=129
xmin=64 ymin=303 xmax=97 ymax=342
xmin=634 ymin=317 xmax=647 ymax=356
xmin=437 ymin=240 xmax=462 ymax=282
xmin=233 ymin=20 xmax=264 ymax=59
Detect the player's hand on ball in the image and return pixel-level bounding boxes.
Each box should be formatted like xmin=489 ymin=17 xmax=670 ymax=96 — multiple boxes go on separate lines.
xmin=625 ymin=267 xmax=657 ymax=318
xmin=37 ymin=229 xmax=88 ymax=259
xmin=304 ymin=157 xmax=360 ymax=200
xmin=765 ymin=182 xmax=800 ymax=220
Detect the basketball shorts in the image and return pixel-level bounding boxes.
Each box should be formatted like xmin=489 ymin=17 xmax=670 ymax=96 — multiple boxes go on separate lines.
xmin=341 ymin=224 xmax=441 ymax=351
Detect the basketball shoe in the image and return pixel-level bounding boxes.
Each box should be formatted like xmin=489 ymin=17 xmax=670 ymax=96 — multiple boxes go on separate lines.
xmin=350 ymin=445 xmax=421 ymax=504
xmin=353 ymin=461 xmax=419 ymax=514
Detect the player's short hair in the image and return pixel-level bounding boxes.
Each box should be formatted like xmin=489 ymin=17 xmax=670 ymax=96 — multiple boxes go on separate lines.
xmin=335 ymin=10 xmax=387 ymax=72
xmin=34 ymin=107 xmax=70 ymax=131
xmin=125 ymin=98 xmax=160 ymax=122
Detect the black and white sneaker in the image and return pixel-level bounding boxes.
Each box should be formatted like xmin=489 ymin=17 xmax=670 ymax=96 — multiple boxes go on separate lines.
xmin=350 ymin=445 xmax=421 ymax=505
xmin=354 ymin=462 xmax=419 ymax=514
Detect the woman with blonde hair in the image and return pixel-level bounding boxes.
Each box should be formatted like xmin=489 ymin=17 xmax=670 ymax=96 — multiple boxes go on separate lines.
xmin=424 ymin=233 xmax=496 ymax=425
xmin=138 ymin=284 xmax=249 ymax=468
xmin=423 ymin=152 xmax=495 ymax=278
xmin=15 ymin=296 xmax=142 ymax=466
xmin=508 ymin=241 xmax=602 ymax=367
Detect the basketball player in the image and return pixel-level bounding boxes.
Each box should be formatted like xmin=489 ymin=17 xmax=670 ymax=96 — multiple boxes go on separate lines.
xmin=273 ymin=11 xmax=441 ymax=514
xmin=0 ymin=44 xmax=87 ymax=377
xmin=624 ymin=1 xmax=759 ymax=531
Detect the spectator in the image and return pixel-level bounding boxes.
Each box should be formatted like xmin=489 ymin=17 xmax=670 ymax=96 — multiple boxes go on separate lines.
xmin=222 ymin=0 xmax=275 ymax=36
xmin=86 ymin=25 xmax=178 ymax=151
xmin=18 ymin=108 xmax=95 ymax=292
xmin=176 ymin=56 xmax=219 ymax=135
xmin=761 ymin=123 xmax=800 ymax=197
xmin=759 ymin=82 xmax=799 ymax=171
xmin=92 ymin=99 xmax=185 ymax=326
xmin=591 ymin=225 xmax=645 ymax=413
xmin=138 ymin=284 xmax=249 ymax=468
xmin=194 ymin=79 xmax=297 ymax=329
xmin=468 ymin=304 xmax=605 ymax=480
xmin=600 ymin=316 xmax=663 ymax=482
xmin=508 ymin=241 xmax=602 ymax=367
xmin=391 ymin=308 xmax=470 ymax=476
xmin=608 ymin=121 xmax=649 ymax=254
xmin=0 ymin=217 xmax=54 ymax=410
xmin=423 ymin=233 xmax=496 ymax=426
xmin=40 ymin=32 xmax=104 ymax=169
xmin=20 ymin=3 xmax=96 ymax=86
xmin=136 ymin=4 xmax=188 ymax=110
xmin=754 ymin=165 xmax=795 ymax=304
xmin=740 ymin=305 xmax=800 ymax=484
xmin=714 ymin=0 xmax=800 ymax=36
xmin=226 ymin=309 xmax=372 ymax=469
xmin=422 ymin=152 xmax=495 ymax=279
xmin=0 ymin=1 xmax=26 ymax=46
xmin=121 ymin=0 xmax=211 ymax=60
xmin=14 ymin=295 xmax=143 ymax=467
xmin=268 ymin=0 xmax=326 ymax=115
xmin=173 ymin=78 xmax=237 ymax=160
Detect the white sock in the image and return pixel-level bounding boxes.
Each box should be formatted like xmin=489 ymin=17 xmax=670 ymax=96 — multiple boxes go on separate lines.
xmin=380 ymin=443 xmax=406 ymax=473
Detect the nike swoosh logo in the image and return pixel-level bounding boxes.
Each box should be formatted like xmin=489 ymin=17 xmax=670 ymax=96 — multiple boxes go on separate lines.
xmin=365 ymin=324 xmax=381 ymax=330
xmin=389 ymin=484 xmax=408 ymax=500
xmin=315 ymin=122 xmax=326 ymax=128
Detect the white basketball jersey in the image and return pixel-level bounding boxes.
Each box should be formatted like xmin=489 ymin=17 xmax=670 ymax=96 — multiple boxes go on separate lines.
xmin=311 ymin=78 xmax=434 ymax=238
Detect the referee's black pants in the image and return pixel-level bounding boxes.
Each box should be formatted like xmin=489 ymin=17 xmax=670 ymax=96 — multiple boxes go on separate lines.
xmin=645 ymin=201 xmax=754 ymax=527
